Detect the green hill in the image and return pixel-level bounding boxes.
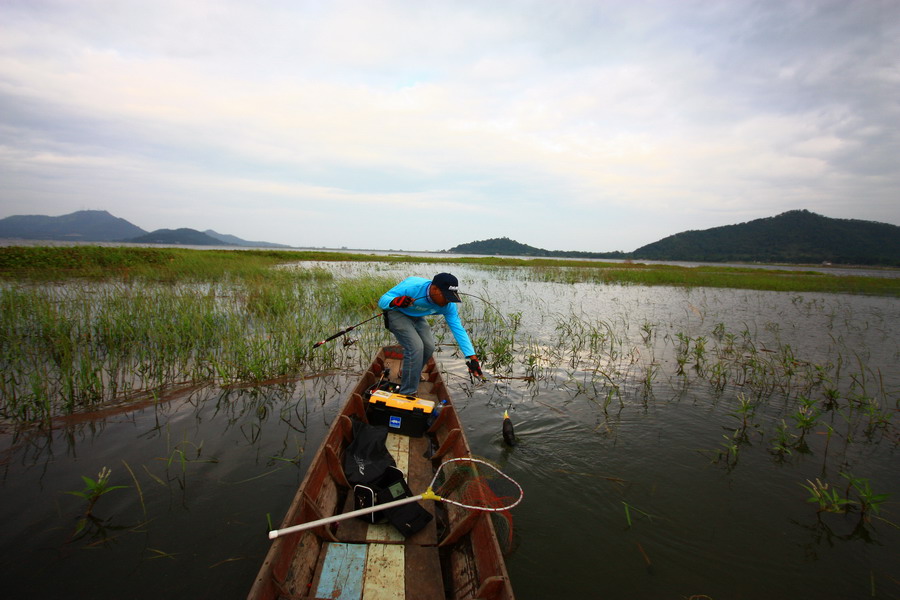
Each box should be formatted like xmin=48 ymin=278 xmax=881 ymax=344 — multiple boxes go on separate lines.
xmin=0 ymin=210 xmax=287 ymax=248
xmin=633 ymin=210 xmax=900 ymax=266
xmin=203 ymin=229 xmax=290 ymax=248
xmin=448 ymin=237 xmax=626 ymax=260
xmin=0 ymin=209 xmax=147 ymax=241
xmin=449 ymin=237 xmax=550 ymax=256
xmin=448 ymin=211 xmax=900 ymax=266
xmin=128 ymin=228 xmax=232 ymax=246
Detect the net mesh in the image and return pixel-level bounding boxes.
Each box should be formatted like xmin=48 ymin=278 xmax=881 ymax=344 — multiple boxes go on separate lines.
xmin=431 ymin=457 xmax=521 ymax=554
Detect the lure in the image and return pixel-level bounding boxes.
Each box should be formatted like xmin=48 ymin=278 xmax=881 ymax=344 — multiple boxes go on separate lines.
xmin=502 ymin=410 xmax=517 ymax=447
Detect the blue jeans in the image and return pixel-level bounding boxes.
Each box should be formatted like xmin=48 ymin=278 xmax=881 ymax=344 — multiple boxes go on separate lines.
xmin=386 ymin=310 xmax=435 ymax=395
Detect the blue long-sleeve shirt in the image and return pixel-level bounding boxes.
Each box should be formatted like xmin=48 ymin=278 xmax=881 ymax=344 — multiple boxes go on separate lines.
xmin=378 ymin=277 xmax=476 ymax=357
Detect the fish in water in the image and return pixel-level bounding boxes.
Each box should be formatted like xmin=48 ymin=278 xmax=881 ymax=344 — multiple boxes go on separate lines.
xmin=502 ymin=410 xmax=517 ymax=446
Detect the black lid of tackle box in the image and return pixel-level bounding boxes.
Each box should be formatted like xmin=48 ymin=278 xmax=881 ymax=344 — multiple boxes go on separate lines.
xmin=366 ymin=390 xmax=435 ymax=437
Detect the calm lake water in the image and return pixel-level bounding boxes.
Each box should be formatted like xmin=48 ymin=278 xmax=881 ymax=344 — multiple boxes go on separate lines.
xmin=2 ymin=263 xmax=898 ymax=599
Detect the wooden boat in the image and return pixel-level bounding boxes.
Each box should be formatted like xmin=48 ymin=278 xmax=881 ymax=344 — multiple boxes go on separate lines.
xmin=248 ymin=346 xmax=515 ymax=600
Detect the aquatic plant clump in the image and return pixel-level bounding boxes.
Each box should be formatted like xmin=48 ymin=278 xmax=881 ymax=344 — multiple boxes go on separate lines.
xmin=0 ymin=275 xmax=395 ymax=425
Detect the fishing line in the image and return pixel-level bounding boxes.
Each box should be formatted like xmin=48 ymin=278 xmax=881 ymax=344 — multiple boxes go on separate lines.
xmin=459 ymin=292 xmax=509 ymax=327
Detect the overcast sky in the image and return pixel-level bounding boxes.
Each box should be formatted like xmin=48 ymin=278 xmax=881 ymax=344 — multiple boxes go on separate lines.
xmin=1 ymin=0 xmax=897 ymax=252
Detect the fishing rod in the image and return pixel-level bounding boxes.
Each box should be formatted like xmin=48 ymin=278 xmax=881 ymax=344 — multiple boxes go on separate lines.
xmin=311 ymin=294 xmax=429 ymax=348
xmin=311 ymin=312 xmax=384 ymax=348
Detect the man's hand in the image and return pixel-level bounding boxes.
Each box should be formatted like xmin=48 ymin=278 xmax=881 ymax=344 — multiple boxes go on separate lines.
xmin=389 ymin=295 xmax=414 ymax=308
xmin=466 ymin=355 xmax=483 ymax=379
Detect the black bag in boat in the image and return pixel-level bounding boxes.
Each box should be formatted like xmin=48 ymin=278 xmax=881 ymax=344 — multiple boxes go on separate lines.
xmin=385 ymin=494 xmax=433 ymax=537
xmin=343 ymin=418 xmax=395 ymax=486
xmin=344 ymin=419 xmax=432 ymax=536
xmin=352 ymin=465 xmax=433 ymax=536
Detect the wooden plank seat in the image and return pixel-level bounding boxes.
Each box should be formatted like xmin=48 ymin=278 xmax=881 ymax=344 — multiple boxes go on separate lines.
xmin=308 ymin=542 xmax=443 ymax=600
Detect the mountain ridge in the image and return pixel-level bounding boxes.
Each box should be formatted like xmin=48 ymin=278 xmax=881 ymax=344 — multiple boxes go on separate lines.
xmin=128 ymin=228 xmax=233 ymax=246
xmin=447 ymin=237 xmax=627 ymax=260
xmin=448 ymin=210 xmax=900 ymax=267
xmin=0 ymin=210 xmax=289 ymax=248
xmin=203 ymin=229 xmax=291 ymax=248
xmin=0 ymin=209 xmax=148 ymax=241
xmin=632 ymin=210 xmax=900 ymax=265
xmin=3 ymin=209 xmax=899 ymax=265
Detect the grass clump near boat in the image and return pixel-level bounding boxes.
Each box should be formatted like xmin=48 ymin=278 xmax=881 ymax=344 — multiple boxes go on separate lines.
xmin=0 ymin=248 xmax=402 ymax=427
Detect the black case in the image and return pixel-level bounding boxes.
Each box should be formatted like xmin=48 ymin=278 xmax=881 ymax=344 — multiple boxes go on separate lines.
xmin=352 ymin=465 xmax=433 ymax=536
xmin=352 ymin=465 xmax=410 ymax=523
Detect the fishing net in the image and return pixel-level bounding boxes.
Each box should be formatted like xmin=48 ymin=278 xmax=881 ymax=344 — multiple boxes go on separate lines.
xmin=428 ymin=457 xmax=522 ymax=554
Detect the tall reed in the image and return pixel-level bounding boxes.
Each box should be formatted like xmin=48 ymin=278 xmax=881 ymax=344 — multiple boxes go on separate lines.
xmin=0 ymin=271 xmax=398 ymax=425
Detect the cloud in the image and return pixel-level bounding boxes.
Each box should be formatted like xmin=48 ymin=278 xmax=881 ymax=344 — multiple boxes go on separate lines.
xmin=1 ymin=0 xmax=898 ymax=251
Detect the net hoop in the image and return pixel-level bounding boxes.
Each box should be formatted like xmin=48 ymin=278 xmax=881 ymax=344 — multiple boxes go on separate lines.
xmin=427 ymin=457 xmax=524 ymax=512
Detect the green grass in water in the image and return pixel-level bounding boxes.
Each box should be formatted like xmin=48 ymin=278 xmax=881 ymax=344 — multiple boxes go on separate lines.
xmin=1 ymin=246 xmax=897 ymax=295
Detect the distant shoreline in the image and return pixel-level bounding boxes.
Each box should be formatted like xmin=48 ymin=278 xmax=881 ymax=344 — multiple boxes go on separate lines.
xmin=2 ymin=238 xmax=898 ymax=280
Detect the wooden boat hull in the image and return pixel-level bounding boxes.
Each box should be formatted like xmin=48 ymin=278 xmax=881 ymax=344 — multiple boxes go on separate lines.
xmin=248 ymin=346 xmax=515 ymax=600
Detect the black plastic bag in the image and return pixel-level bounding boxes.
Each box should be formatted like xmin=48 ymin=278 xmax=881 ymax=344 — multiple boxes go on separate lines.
xmin=343 ymin=418 xmax=395 ymax=486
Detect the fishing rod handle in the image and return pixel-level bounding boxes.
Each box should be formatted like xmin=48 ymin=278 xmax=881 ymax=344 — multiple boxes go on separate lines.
xmin=312 ymin=326 xmax=355 ymax=348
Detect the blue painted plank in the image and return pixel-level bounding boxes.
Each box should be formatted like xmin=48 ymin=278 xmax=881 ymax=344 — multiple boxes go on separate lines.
xmin=315 ymin=543 xmax=367 ymax=600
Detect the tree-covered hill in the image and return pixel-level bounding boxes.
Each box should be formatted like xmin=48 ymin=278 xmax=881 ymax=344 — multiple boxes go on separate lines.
xmin=0 ymin=210 xmax=287 ymax=247
xmin=632 ymin=210 xmax=900 ymax=266
xmin=128 ymin=228 xmax=233 ymax=246
xmin=448 ymin=237 xmax=549 ymax=256
xmin=447 ymin=237 xmax=627 ymax=259
xmin=447 ymin=211 xmax=900 ymax=266
xmin=0 ymin=210 xmax=147 ymax=241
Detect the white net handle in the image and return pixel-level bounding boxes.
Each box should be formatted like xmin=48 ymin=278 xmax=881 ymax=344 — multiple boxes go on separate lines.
xmin=269 ymin=457 xmax=522 ymax=539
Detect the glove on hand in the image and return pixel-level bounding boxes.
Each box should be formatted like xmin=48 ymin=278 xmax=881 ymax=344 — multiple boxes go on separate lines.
xmin=465 ymin=356 xmax=483 ymax=379
xmin=390 ymin=295 xmax=414 ymax=308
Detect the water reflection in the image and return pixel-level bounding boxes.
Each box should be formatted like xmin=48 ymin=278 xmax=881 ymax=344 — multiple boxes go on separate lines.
xmin=2 ymin=374 xmax=358 ymax=598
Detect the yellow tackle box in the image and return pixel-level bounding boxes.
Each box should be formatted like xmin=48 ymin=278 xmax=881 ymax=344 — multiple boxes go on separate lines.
xmin=366 ymin=390 xmax=436 ymax=437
